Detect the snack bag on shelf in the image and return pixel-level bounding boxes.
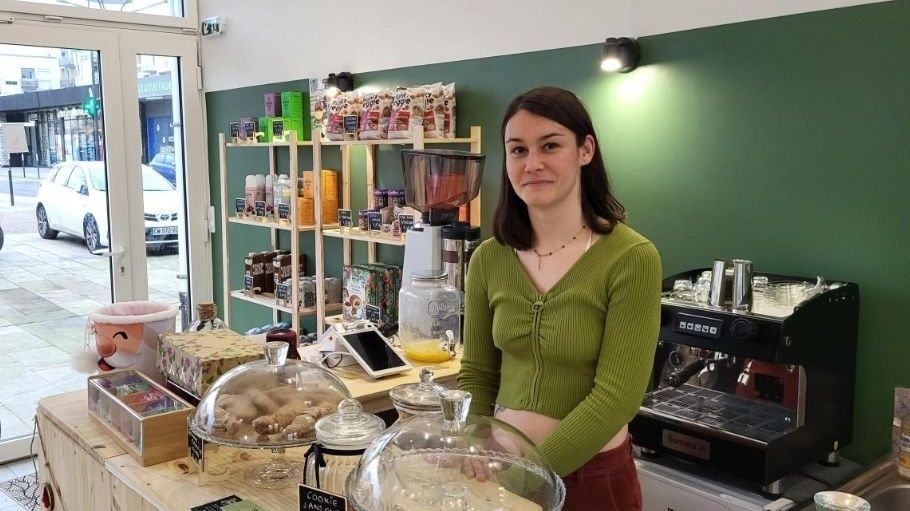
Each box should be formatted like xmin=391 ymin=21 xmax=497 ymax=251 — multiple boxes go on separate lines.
xmin=423 ymin=83 xmax=445 ymax=139
xmin=388 ymin=86 xmax=426 ymax=139
xmin=444 ymin=82 xmax=456 ymax=138
xmin=325 ymin=91 xmax=362 ymax=141
xmin=358 ymin=89 xmax=394 ymax=140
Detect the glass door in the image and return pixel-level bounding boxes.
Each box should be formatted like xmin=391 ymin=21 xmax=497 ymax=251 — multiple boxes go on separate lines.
xmin=0 ymin=20 xmax=210 ymax=463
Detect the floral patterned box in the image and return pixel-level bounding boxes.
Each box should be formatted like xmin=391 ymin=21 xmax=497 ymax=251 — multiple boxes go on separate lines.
xmin=156 ymin=329 xmax=262 ymax=398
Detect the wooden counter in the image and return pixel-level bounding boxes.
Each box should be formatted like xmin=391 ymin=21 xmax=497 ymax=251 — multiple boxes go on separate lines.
xmin=35 ymin=356 xmax=461 ymax=511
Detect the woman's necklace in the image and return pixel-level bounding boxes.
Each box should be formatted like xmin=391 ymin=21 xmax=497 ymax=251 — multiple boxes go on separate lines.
xmin=532 ymin=225 xmax=587 ymax=270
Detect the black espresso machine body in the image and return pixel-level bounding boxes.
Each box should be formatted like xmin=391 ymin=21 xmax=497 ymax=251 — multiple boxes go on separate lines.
xmin=630 ymin=269 xmax=859 ymax=489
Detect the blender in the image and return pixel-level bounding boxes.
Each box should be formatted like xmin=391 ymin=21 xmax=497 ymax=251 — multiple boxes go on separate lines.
xmin=400 ymin=149 xmax=485 ymax=288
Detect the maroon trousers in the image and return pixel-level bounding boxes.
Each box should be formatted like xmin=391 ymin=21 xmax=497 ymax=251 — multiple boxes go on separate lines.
xmin=561 ymin=435 xmax=642 ymax=511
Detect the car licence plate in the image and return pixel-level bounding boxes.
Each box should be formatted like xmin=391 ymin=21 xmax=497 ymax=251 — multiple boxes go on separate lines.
xmin=151 ymin=226 xmax=178 ymax=236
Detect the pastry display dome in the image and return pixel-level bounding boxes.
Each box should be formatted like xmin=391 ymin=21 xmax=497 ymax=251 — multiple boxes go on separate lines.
xmin=347 ymin=389 xmax=565 ymax=510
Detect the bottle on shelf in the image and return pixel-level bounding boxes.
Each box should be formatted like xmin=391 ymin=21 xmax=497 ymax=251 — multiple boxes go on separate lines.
xmin=187 ymin=302 xmax=227 ymax=331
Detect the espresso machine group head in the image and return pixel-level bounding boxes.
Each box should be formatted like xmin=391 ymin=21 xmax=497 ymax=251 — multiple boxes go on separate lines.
xmin=630 ymin=267 xmax=860 ymax=495
xmin=400 ymin=149 xmax=484 ymax=287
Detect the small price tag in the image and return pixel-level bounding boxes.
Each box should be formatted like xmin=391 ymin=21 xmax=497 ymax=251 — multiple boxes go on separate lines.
xmin=255 ymin=201 xmax=266 ymax=217
xmin=234 ymin=198 xmax=246 ymax=215
xmin=365 ymin=304 xmax=381 ymax=324
xmin=244 ymin=274 xmax=254 ymax=292
xmin=275 ymin=282 xmax=290 ymax=303
xmin=298 ymin=484 xmax=346 ymax=511
xmin=343 ymin=115 xmax=359 ymax=135
xmin=229 ymin=122 xmax=240 ymax=140
xmin=242 ymin=120 xmax=256 ymax=139
xmin=272 ymin=119 xmax=284 ymax=138
xmin=278 ymin=202 xmax=291 ymax=221
xmin=398 ymin=214 xmax=415 ymax=233
xmin=338 ymin=209 xmax=352 ymax=230
xmin=188 ymin=427 xmax=205 ymax=472
xmin=368 ymin=211 xmax=382 ymax=233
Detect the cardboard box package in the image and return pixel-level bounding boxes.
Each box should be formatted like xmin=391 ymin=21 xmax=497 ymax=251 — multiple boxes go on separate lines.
xmin=156 ymin=329 xmax=263 ymax=398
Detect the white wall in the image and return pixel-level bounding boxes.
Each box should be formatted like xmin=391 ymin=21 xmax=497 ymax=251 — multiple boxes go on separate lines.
xmin=199 ymin=0 xmax=888 ymax=92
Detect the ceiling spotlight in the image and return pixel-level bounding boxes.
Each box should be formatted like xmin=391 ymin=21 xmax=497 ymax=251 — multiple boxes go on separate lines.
xmin=324 ymin=72 xmax=354 ymax=98
xmin=601 ymin=37 xmax=641 ymax=73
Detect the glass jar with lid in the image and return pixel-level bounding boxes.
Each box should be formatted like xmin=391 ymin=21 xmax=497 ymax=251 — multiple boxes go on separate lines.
xmin=186 ymin=302 xmax=226 ymax=331
xmin=189 ymin=341 xmax=351 ymax=488
xmin=347 ymin=389 xmax=565 ymax=510
xmin=302 ymin=398 xmax=385 ymax=495
xmin=398 ymin=270 xmax=460 ymax=363
xmin=389 ymin=368 xmax=445 ymax=420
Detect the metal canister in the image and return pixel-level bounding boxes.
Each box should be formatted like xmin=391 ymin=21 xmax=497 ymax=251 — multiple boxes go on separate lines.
xmin=732 ymin=259 xmax=754 ymax=311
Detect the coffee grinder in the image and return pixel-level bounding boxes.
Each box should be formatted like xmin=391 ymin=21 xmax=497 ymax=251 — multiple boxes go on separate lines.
xmin=400 ymin=149 xmax=485 ymax=289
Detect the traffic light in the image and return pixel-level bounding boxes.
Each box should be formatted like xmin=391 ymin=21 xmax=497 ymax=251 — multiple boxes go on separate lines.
xmin=82 ymin=96 xmax=100 ymax=117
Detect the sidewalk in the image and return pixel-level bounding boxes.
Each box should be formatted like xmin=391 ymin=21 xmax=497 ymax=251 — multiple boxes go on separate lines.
xmin=0 ymin=166 xmax=52 ymax=182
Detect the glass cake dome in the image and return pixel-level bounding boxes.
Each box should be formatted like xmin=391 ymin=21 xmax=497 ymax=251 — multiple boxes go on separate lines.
xmin=189 ymin=341 xmax=351 ymax=488
xmin=346 ymin=389 xmax=565 ymax=510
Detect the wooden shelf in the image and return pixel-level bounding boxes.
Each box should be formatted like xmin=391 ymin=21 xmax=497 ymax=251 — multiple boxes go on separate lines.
xmin=322 ymin=228 xmax=406 ymax=246
xmin=229 ymin=290 xmax=342 ymax=316
xmin=228 ymin=216 xmax=316 ymax=231
xmin=225 ymin=141 xmax=312 ymax=148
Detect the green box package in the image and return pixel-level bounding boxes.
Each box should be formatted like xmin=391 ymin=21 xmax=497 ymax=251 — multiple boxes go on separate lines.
xmin=281 ymin=91 xmax=304 ymax=120
xmin=258 ymin=116 xmax=273 ymax=143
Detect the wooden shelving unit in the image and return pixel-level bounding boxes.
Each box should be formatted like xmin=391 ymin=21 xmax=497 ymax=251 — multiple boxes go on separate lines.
xmin=219 ymin=126 xmax=481 ymax=334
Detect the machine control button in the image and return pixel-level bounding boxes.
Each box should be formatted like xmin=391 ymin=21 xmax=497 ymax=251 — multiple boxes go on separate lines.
xmin=730 ymin=318 xmax=757 ymax=340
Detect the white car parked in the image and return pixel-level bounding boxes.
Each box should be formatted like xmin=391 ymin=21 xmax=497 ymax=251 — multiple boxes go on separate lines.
xmin=35 ymin=161 xmax=180 ymax=254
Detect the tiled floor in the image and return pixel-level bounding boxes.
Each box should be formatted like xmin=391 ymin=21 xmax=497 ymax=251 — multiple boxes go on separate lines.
xmin=0 ymin=457 xmax=36 ymax=511
xmin=0 ymin=229 xmax=180 ymax=442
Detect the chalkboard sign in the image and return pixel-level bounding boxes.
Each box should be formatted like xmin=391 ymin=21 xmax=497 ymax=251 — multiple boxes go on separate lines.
xmin=273 ymin=119 xmax=284 ymax=138
xmin=244 ymin=274 xmax=254 ymax=292
xmin=338 ymin=209 xmax=352 ymax=230
xmin=255 ymin=201 xmax=266 ymax=217
xmin=188 ymin=427 xmax=205 ymax=471
xmin=242 ymin=120 xmax=256 ymax=139
xmin=278 ymin=202 xmax=291 ymax=221
xmin=229 ymin=122 xmax=240 ymax=139
xmin=190 ymin=494 xmax=242 ymax=511
xmin=365 ymin=304 xmax=381 ymax=324
xmin=343 ymin=115 xmax=359 ymax=135
xmin=275 ymin=282 xmax=290 ymax=303
xmin=368 ymin=211 xmax=382 ymax=233
xmin=398 ymin=214 xmax=415 ymax=233
xmin=235 ymin=198 xmax=246 ymax=215
xmin=298 ymin=484 xmax=346 ymax=511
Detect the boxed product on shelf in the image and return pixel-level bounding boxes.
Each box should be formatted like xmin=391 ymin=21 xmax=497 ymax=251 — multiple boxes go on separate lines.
xmin=156 ymin=329 xmax=262 ymax=398
xmin=264 ymin=92 xmax=281 ymax=117
xmin=244 ymin=251 xmax=271 ymax=295
xmin=280 ymin=91 xmax=304 ymax=119
xmin=342 ymin=263 xmax=401 ymax=326
xmin=273 ymin=252 xmax=305 ymax=289
xmin=258 ymin=116 xmax=273 ymax=143
xmin=87 ymin=369 xmax=194 ymax=466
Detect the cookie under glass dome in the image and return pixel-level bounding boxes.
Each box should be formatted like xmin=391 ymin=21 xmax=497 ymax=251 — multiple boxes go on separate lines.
xmin=189 ymin=341 xmax=351 ymax=488
xmin=347 ymin=389 xmax=565 ymax=511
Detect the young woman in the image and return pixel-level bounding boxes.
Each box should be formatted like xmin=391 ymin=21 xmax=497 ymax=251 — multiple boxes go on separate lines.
xmin=458 ymin=86 xmax=662 ymax=510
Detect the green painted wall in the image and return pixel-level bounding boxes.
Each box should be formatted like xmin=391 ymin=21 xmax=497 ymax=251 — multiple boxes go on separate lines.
xmin=207 ymin=1 xmax=910 ymax=464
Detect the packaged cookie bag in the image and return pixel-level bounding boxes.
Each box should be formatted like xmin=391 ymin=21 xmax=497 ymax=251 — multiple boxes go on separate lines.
xmin=358 ymin=89 xmax=394 ymax=140
xmin=388 ymin=86 xmax=426 ymax=139
xmin=325 ymin=92 xmax=362 ymax=141
xmin=423 ymin=83 xmax=446 ymax=139
xmin=444 ymin=82 xmax=457 ymax=138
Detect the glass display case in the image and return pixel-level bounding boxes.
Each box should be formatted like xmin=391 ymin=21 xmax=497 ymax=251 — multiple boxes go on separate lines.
xmin=87 ymin=369 xmax=194 ymax=466
xmin=347 ymin=389 xmax=565 ymax=511
xmin=189 ymin=341 xmax=352 ymax=488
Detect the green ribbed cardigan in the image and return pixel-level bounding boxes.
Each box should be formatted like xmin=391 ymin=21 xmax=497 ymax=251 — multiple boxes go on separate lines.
xmin=458 ymin=222 xmax=662 ymax=477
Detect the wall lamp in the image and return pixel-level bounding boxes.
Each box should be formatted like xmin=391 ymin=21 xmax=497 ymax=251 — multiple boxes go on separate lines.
xmin=601 ymin=37 xmax=641 ymax=73
xmin=325 ymin=72 xmax=354 ymax=98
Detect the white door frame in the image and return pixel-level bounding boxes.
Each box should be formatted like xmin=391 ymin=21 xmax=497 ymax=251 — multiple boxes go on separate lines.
xmin=0 ymin=17 xmax=212 ymax=463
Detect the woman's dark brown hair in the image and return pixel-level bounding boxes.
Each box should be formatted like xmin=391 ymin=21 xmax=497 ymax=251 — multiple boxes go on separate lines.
xmin=492 ymin=86 xmax=625 ymax=250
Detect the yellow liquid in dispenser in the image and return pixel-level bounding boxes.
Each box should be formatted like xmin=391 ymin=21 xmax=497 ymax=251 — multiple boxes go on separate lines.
xmin=402 ymin=340 xmax=452 ymax=363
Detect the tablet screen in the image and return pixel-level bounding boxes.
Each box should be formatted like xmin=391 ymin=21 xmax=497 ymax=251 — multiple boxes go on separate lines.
xmin=341 ymin=331 xmax=409 ymax=372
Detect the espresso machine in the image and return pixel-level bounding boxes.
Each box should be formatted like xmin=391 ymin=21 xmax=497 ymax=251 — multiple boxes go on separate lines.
xmin=400 ymin=149 xmax=484 ymax=288
xmin=630 ymin=265 xmax=860 ymax=495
